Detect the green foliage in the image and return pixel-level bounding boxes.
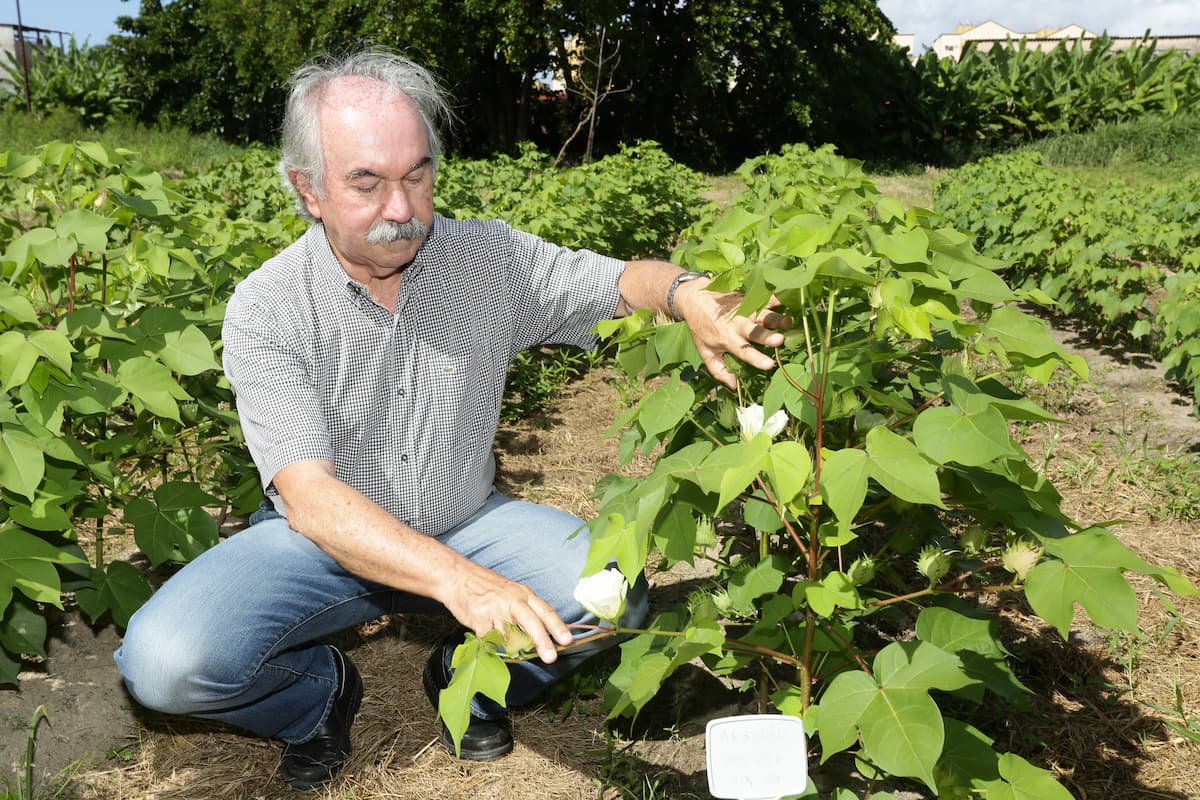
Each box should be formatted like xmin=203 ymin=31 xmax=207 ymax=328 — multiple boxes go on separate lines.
xmin=436 ymin=141 xmax=704 ymax=259
xmin=1029 ymin=111 xmax=1200 ymax=169
xmin=0 ymin=110 xmax=243 ymax=176
xmin=933 ymin=150 xmax=1200 ymax=409
xmin=442 ymin=144 xmax=1196 ymax=796
xmin=0 ymin=40 xmax=135 ymax=124
xmin=899 ymin=36 xmax=1200 ymax=165
xmin=0 ymin=140 xmax=305 ymax=681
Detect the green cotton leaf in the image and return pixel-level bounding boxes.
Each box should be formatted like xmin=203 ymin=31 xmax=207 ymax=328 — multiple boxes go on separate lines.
xmin=858 ymin=686 xmax=944 ymax=791
xmin=873 ymin=227 xmax=931 ymax=265
xmin=608 ymin=648 xmax=673 ymax=719
xmin=0 ymin=331 xmax=39 ymax=393
xmin=0 ymin=427 xmax=45 ymax=501
xmin=877 ymin=277 xmax=932 ymax=340
xmin=124 ymin=495 xmax=219 ymax=567
xmin=864 ymin=426 xmax=945 ymax=508
xmin=978 ymin=753 xmax=1074 ymax=800
xmin=153 ymin=481 xmax=221 ymax=511
xmin=439 ymin=635 xmax=511 ymax=757
xmin=981 ymin=306 xmax=1064 ymax=361
xmin=0 ymin=283 xmax=38 ymax=325
xmin=695 ymin=437 xmax=770 ymax=513
xmin=0 ymin=330 xmax=74 ymax=393
xmin=75 ymin=561 xmax=151 ymax=628
xmin=937 ymin=718 xmax=1002 ymax=795
xmin=796 ymin=571 xmax=860 ymax=618
xmin=917 ymin=607 xmax=1007 ymax=660
xmin=583 ymin=512 xmax=645 ymax=584
xmin=27 ymin=330 xmax=75 ymax=374
xmin=0 ymin=151 xmax=42 ymax=179
xmin=3 ymin=228 xmax=55 ymax=277
xmin=0 ymin=526 xmax=85 ymax=612
xmin=7 ymin=494 xmax=72 ymax=532
xmin=1025 ymin=527 xmax=1197 ymax=636
xmin=766 ymin=440 xmax=813 ymax=506
xmin=55 ymin=208 xmax=115 ymax=254
xmin=727 ymin=556 xmax=788 ymax=615
xmin=912 ymin=405 xmax=1016 ymax=467
xmin=652 ymin=502 xmax=698 ymax=566
xmin=155 ymin=325 xmax=221 ymax=376
xmin=652 ymin=323 xmax=702 ymax=369
xmin=819 ymin=447 xmax=868 ymax=534
xmin=0 ymin=595 xmax=48 ymax=658
xmin=806 ymin=249 xmax=879 ymax=283
xmin=115 ymin=356 xmax=192 ymax=422
xmin=771 ymin=214 xmax=837 ymax=258
xmin=0 ymin=643 xmax=20 ymax=686
xmin=955 ymin=267 xmax=1016 ymax=304
xmin=874 ymin=641 xmax=975 ymax=693
xmin=637 ymin=379 xmax=695 ymax=439
xmin=818 ymin=669 xmax=878 ymax=759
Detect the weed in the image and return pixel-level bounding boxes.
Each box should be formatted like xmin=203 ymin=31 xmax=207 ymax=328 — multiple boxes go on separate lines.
xmin=2 ymin=706 xmax=48 ymax=800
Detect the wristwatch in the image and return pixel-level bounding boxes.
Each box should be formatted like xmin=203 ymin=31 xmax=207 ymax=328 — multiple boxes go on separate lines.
xmin=666 ymin=271 xmax=710 ymax=321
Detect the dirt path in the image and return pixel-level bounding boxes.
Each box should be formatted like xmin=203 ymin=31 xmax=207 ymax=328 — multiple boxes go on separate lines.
xmin=3 ymin=321 xmax=1198 ymax=799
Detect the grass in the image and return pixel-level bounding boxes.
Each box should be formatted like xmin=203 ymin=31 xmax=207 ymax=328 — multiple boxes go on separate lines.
xmin=1018 ymin=111 xmax=1200 ymax=180
xmin=1 ymin=107 xmax=245 ymax=175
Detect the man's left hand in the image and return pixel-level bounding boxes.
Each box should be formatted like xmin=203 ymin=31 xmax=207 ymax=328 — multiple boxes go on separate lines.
xmin=673 ymin=278 xmax=792 ymax=390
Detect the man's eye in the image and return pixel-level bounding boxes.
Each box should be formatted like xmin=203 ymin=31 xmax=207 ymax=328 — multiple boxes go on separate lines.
xmin=353 ymin=183 xmax=378 ymax=194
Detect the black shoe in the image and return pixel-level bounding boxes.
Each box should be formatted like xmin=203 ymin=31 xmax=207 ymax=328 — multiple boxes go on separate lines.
xmin=422 ymin=632 xmax=514 ymax=761
xmin=278 ymin=646 xmax=363 ymax=790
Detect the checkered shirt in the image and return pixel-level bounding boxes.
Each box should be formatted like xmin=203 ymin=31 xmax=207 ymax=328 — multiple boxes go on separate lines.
xmin=221 ymin=215 xmax=625 ymax=535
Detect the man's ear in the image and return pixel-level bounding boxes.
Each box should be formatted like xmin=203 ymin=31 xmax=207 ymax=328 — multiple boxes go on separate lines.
xmin=289 ymin=168 xmax=323 ymax=219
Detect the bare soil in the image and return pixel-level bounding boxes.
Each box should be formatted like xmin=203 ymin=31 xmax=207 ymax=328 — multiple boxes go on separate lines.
xmin=3 ymin=319 xmax=1199 ymax=800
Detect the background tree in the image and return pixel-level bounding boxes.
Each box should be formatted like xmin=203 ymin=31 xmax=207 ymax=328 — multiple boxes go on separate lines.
xmin=109 ymin=0 xmax=904 ymax=166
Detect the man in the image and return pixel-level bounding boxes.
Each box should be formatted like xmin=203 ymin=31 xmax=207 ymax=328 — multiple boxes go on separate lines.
xmin=114 ymin=49 xmax=787 ymax=790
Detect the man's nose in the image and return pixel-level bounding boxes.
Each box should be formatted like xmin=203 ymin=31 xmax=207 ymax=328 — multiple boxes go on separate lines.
xmin=382 ymin=184 xmax=413 ymax=221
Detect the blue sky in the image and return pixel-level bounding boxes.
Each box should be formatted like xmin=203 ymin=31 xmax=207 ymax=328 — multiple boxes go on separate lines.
xmin=11 ymin=0 xmax=1200 ymax=53
xmin=6 ymin=0 xmax=134 ymax=45
xmin=879 ymin=0 xmax=1200 ymax=52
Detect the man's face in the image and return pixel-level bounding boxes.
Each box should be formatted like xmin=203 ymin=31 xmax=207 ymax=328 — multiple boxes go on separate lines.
xmin=293 ymin=76 xmax=436 ymax=279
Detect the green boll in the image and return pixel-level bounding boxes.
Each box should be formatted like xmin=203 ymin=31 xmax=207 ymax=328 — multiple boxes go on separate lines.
xmin=1001 ymin=538 xmax=1043 ymax=580
xmin=961 ymin=525 xmax=989 ymax=555
xmin=847 ymin=555 xmax=877 ymax=586
xmin=916 ymin=545 xmax=952 ymax=585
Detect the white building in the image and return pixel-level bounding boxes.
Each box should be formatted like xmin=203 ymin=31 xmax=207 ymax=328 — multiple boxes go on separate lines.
xmin=924 ymin=21 xmax=1200 ymax=61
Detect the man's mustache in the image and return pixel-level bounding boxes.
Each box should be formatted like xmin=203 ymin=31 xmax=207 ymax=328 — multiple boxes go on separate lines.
xmin=366 ymin=218 xmax=428 ymax=245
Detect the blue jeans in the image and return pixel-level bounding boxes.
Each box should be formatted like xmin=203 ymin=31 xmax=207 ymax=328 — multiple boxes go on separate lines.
xmin=113 ymin=492 xmax=648 ymax=743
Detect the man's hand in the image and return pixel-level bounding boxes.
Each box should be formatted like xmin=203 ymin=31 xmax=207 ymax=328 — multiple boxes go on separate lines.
xmin=673 ymin=277 xmax=792 ymax=390
xmin=440 ymin=561 xmax=573 ymax=663
xmin=276 ymin=460 xmax=572 ymax=663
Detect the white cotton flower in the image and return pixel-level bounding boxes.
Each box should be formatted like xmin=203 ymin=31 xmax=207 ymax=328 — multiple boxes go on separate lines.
xmin=574 ymin=568 xmax=629 ymax=624
xmin=736 ymin=403 xmax=789 ymax=442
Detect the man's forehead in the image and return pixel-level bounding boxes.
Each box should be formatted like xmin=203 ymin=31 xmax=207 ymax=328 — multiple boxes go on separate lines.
xmin=319 ymin=75 xmax=415 ymax=115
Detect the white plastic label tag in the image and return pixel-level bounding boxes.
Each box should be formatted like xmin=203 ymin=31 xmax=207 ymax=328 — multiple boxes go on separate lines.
xmin=705 ymin=714 xmax=809 ymax=800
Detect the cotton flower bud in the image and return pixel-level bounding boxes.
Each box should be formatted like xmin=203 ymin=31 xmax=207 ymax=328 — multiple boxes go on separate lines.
xmin=916 ymin=545 xmax=952 ymax=585
xmin=694 ymin=515 xmax=717 ymax=550
xmin=711 ymin=589 xmax=736 ymax=616
xmin=717 ymin=399 xmax=738 ymax=430
xmin=961 ymin=525 xmax=990 ymax=555
xmin=501 ymin=623 xmax=535 ymax=656
xmin=868 ymin=283 xmax=883 ymax=309
xmin=574 ymin=568 xmax=629 ymax=624
xmin=1001 ymin=539 xmax=1042 ymax=580
xmin=847 ymin=555 xmax=877 ymax=586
